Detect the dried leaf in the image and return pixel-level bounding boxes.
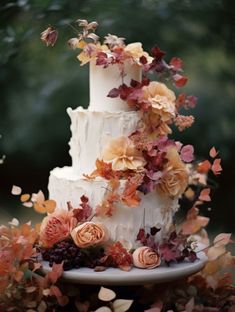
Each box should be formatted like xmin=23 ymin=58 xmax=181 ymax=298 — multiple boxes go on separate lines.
xmin=213 ymin=233 xmax=231 ymax=247
xmin=197 ymin=160 xmax=211 ymax=174
xmin=113 ymin=299 xmax=133 ymax=312
xmin=38 ymin=301 xmax=47 ymax=312
xmin=207 ymin=245 xmax=226 ymax=261
xmin=98 ymin=286 xmax=116 ymax=302
xmin=8 ymin=218 xmax=19 ymax=227
xmin=209 ymin=147 xmax=218 ymax=158
xmin=20 ymin=194 xmax=30 ymax=202
xmin=211 ymin=158 xmax=222 ymax=175
xmin=26 ymin=286 xmax=37 ymax=293
xmin=44 ymin=199 xmax=56 ymax=213
xmin=46 ymin=262 xmax=63 ymax=284
xmin=199 ymin=188 xmax=211 ymax=202
xmin=23 ymin=201 xmax=33 ymax=208
xmin=11 ymin=185 xmax=22 ymax=195
xmin=185 ymin=297 xmax=195 ymax=312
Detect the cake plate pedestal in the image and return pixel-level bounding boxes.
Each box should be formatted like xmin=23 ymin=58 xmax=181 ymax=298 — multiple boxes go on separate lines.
xmin=42 ymin=248 xmax=207 ymax=286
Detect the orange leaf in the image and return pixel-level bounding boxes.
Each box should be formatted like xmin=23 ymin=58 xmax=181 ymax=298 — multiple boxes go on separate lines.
xmin=44 ymin=199 xmax=56 ymax=213
xmin=199 ymin=188 xmax=211 ymax=202
xmin=20 ymin=194 xmax=30 ymax=202
xmin=207 ymin=245 xmax=226 ymax=261
xmin=34 ymin=202 xmax=47 ymax=214
xmin=181 ymin=216 xmax=209 ymax=235
xmin=211 ymin=158 xmax=222 ymax=175
xmin=209 ymin=147 xmax=218 ymax=158
xmin=108 ymin=178 xmax=120 ymax=191
xmin=14 ymin=270 xmax=24 ymax=282
xmin=46 ymin=262 xmax=64 ymax=284
xmin=197 ymin=160 xmax=211 ymax=174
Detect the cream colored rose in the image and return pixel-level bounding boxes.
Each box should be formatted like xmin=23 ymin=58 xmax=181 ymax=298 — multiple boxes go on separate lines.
xmin=157 ymin=147 xmax=189 ymax=197
xmin=124 ymin=42 xmax=153 ymax=64
xmin=102 ymin=136 xmax=146 ymax=171
xmin=71 ymin=222 xmax=108 ymax=248
xmin=142 ymin=82 xmax=176 ymax=122
xmin=133 ymin=246 xmax=161 ymax=269
xmin=40 ymin=210 xmax=77 ymax=248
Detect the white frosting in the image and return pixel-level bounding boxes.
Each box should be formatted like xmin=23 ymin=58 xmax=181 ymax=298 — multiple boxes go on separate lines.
xmin=89 ymin=60 xmax=141 ymax=112
xmin=48 ymin=166 xmax=179 ymax=246
xmin=67 ymin=107 xmax=140 ymax=175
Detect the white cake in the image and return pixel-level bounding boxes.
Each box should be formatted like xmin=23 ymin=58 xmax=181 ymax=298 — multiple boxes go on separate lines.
xmin=48 ymin=61 xmax=179 ymax=246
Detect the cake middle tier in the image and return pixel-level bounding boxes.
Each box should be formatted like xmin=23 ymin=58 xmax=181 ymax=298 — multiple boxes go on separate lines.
xmin=48 ymin=166 xmax=179 ymax=247
xmin=68 ymin=107 xmax=140 ymax=176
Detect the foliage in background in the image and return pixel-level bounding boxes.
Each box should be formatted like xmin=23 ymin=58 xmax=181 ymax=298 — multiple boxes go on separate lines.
xmin=0 ymin=0 xmax=235 ymax=230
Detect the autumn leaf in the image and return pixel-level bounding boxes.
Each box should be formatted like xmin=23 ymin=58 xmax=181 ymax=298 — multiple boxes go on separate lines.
xmin=209 ymin=147 xmax=218 ymax=158
xmin=46 ymin=262 xmax=64 ymax=284
xmin=197 ymin=160 xmax=211 ymax=174
xmin=121 ymin=176 xmax=142 ymax=207
xmin=211 ymin=158 xmax=222 ymax=175
xmin=213 ymin=233 xmax=231 ymax=247
xmin=199 ymin=188 xmax=211 ymax=202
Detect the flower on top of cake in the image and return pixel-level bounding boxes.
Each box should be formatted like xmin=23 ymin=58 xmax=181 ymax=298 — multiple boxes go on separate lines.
xmin=66 ymin=19 xmax=153 ymax=67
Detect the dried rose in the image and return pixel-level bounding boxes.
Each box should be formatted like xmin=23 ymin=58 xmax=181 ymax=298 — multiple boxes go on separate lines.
xmin=39 ymin=210 xmax=77 ymax=248
xmin=141 ymin=82 xmax=176 ymax=122
xmin=124 ymin=42 xmax=153 ymax=64
xmin=71 ymin=222 xmax=108 ymax=248
xmin=102 ymin=136 xmax=146 ymax=171
xmin=40 ymin=27 xmax=58 ymax=47
xmin=157 ymin=147 xmax=188 ymax=197
xmin=132 ymin=246 xmax=161 ymax=269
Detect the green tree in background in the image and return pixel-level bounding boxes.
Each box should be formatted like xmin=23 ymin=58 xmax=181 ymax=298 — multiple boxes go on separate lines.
xmin=0 ymin=0 xmax=235 ymax=231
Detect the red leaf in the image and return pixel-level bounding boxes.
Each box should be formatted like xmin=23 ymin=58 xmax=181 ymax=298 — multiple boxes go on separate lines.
xmin=199 ymin=188 xmax=211 ymax=202
xmin=139 ymin=55 xmax=147 ymax=65
xmin=209 ymin=147 xmax=218 ymax=158
xmin=170 ymin=57 xmax=183 ymax=71
xmin=211 ymin=158 xmax=222 ymax=175
xmin=107 ymin=88 xmax=120 ymax=98
xmin=150 ymin=46 xmax=166 ymax=60
xmin=173 ymin=74 xmax=188 ymax=87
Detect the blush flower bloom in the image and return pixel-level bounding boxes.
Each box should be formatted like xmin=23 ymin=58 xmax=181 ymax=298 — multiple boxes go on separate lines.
xmin=157 ymin=147 xmax=189 ymax=197
xmin=132 ymin=246 xmax=161 ymax=269
xmin=141 ymin=82 xmax=176 ymax=123
xmin=102 ymin=136 xmax=146 ymax=171
xmin=124 ymin=42 xmax=153 ymax=64
xmin=39 ymin=210 xmax=77 ymax=248
xmin=71 ymin=222 xmax=108 ymax=248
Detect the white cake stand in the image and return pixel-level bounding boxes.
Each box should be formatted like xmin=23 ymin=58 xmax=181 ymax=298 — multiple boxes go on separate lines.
xmin=42 ymin=248 xmax=207 ymax=286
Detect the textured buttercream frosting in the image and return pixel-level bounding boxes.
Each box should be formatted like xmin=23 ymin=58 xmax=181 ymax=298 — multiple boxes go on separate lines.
xmin=48 ymin=166 xmax=179 ymax=246
xmin=67 ymin=107 xmax=141 ymax=175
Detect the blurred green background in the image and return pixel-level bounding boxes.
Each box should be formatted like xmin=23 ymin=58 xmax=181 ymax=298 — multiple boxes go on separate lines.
xmin=0 ymin=0 xmax=234 ymax=233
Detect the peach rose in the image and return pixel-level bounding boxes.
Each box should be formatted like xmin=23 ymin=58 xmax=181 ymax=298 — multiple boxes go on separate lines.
xmin=102 ymin=136 xmax=146 ymax=171
xmin=133 ymin=246 xmax=161 ymax=269
xmin=124 ymin=42 xmax=153 ymax=64
xmin=71 ymin=222 xmax=108 ymax=248
xmin=157 ymin=147 xmax=189 ymax=197
xmin=39 ymin=210 xmax=77 ymax=248
xmin=142 ymin=82 xmax=176 ymax=122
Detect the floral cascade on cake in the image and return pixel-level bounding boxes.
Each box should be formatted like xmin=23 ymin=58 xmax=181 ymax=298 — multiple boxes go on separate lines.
xmin=38 ymin=19 xmax=222 ymax=271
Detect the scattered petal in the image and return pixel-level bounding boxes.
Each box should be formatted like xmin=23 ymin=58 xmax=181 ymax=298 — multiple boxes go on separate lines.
xmin=213 ymin=233 xmax=231 ymax=247
xmin=211 ymin=158 xmax=222 ymax=175
xmin=11 ymin=185 xmax=22 ymax=195
xmin=199 ymin=188 xmax=211 ymax=202
xmin=209 ymin=147 xmax=218 ymax=158
xmin=113 ymin=299 xmax=133 ymax=312
xmin=98 ymin=286 xmax=116 ymax=302
xmin=20 ymin=194 xmax=31 ymax=202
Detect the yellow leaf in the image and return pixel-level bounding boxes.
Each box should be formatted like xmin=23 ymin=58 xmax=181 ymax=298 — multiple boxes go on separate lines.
xmin=77 ymin=40 xmax=87 ymax=49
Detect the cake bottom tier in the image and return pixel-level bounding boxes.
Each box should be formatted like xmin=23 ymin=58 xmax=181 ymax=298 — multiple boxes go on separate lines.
xmin=48 ymin=166 xmax=179 ymax=247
